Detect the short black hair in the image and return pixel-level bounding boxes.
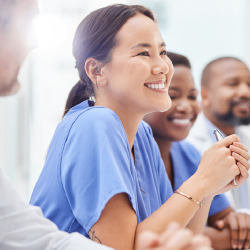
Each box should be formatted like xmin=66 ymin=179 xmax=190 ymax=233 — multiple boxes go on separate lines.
xmin=201 ymin=57 xmax=246 ymax=87
xmin=167 ymin=51 xmax=191 ymax=69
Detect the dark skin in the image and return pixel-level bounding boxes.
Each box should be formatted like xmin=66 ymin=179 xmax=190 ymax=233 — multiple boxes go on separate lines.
xmin=202 ymin=59 xmax=250 ymax=136
xmin=144 ymin=65 xmax=250 ymax=250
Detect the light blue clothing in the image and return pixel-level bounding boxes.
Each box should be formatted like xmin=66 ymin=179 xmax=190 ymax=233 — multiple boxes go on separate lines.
xmin=170 ymin=141 xmax=230 ymax=216
xmin=30 ymin=100 xmax=173 ymax=238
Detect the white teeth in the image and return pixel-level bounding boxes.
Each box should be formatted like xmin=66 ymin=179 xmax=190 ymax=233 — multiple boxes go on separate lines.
xmin=146 ymin=83 xmax=165 ymax=89
xmin=172 ymin=119 xmax=190 ymax=125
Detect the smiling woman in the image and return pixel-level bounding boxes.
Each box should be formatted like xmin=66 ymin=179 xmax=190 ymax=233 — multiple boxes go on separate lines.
xmin=30 ymin=4 xmax=250 ymax=250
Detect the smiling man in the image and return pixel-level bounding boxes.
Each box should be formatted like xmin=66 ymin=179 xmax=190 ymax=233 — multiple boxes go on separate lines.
xmin=187 ymin=57 xmax=250 ymax=211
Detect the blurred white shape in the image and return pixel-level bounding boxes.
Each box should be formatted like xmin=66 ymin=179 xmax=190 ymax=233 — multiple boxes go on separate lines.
xmin=32 ymin=14 xmax=66 ymax=52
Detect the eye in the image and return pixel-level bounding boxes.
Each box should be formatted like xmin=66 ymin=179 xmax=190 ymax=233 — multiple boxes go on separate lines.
xmin=227 ymin=82 xmax=238 ymax=87
xmin=160 ymin=50 xmax=167 ymax=56
xmin=137 ymin=51 xmax=150 ymax=56
xmin=169 ymin=95 xmax=176 ymax=100
xmin=188 ymin=96 xmax=197 ymax=100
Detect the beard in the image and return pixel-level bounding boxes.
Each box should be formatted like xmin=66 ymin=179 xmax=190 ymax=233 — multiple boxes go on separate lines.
xmin=215 ymin=99 xmax=250 ymax=126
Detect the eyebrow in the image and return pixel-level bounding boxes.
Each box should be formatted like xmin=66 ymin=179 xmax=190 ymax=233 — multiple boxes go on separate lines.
xmin=131 ymin=41 xmax=166 ymax=50
xmin=224 ymin=77 xmax=246 ymax=84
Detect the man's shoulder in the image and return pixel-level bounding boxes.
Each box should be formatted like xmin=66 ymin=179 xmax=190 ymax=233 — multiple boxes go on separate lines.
xmin=237 ymin=125 xmax=250 ymax=151
xmin=186 ymin=113 xmax=214 ymax=154
xmin=187 ymin=113 xmax=210 ymax=142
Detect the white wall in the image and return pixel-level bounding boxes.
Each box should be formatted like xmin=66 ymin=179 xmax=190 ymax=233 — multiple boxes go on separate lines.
xmin=0 ymin=0 xmax=249 ymax=199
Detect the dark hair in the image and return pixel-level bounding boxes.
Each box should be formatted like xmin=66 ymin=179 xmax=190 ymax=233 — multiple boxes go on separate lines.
xmin=201 ymin=56 xmax=245 ymax=87
xmin=166 ymin=52 xmax=191 ymax=69
xmin=63 ymin=4 xmax=155 ymax=117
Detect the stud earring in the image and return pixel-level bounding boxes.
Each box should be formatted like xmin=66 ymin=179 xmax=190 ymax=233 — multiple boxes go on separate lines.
xmin=100 ymin=82 xmax=102 ymax=85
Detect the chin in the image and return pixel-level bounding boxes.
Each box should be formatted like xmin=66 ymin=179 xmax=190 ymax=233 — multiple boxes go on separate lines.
xmin=169 ymin=129 xmax=189 ymax=142
xmin=157 ymin=99 xmax=172 ymax=113
xmin=0 ymin=79 xmax=20 ymax=96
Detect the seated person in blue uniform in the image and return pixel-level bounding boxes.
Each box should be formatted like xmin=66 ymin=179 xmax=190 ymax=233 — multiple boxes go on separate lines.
xmin=30 ymin=4 xmax=250 ymax=250
xmin=144 ymin=51 xmax=250 ymax=250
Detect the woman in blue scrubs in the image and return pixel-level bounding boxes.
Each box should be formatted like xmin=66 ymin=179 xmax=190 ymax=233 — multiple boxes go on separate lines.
xmin=30 ymin=4 xmax=250 ymax=250
xmin=144 ymin=52 xmax=250 ymax=250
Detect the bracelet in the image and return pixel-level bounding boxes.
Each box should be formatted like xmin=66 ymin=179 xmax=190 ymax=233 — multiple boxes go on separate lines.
xmin=175 ymin=191 xmax=203 ymax=208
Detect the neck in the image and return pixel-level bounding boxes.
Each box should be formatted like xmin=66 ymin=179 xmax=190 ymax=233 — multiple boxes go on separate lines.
xmin=204 ymin=110 xmax=235 ymax=136
xmin=95 ymin=99 xmax=143 ymax=151
xmin=154 ymin=136 xmax=173 ymax=185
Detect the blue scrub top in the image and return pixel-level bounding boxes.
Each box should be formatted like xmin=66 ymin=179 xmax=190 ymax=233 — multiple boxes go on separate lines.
xmin=30 ymin=100 xmax=173 ymax=237
xmin=170 ymin=141 xmax=230 ymax=216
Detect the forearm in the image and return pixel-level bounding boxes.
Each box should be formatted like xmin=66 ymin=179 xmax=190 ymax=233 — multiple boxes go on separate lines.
xmin=204 ymin=227 xmax=231 ymax=250
xmin=186 ymin=194 xmax=214 ymax=234
xmin=136 ymin=175 xmax=209 ymax=237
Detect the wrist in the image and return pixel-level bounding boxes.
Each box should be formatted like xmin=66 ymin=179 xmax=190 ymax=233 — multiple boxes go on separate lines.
xmin=178 ymin=175 xmax=210 ymax=203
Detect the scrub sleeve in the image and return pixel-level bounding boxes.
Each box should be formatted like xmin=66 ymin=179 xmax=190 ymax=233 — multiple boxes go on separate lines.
xmin=61 ymin=108 xmax=137 ymax=234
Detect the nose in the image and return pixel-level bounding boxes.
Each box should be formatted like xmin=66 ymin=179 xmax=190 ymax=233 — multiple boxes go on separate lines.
xmin=237 ymin=82 xmax=250 ymax=99
xmin=151 ymin=56 xmax=171 ymax=76
xmin=176 ymin=98 xmax=193 ymax=113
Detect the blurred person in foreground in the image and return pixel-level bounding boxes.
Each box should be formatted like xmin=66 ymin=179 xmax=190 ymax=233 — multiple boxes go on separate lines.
xmin=144 ymin=52 xmax=250 ymax=250
xmin=187 ymin=57 xmax=250 ymax=212
xmin=0 ymin=0 xmax=213 ymax=250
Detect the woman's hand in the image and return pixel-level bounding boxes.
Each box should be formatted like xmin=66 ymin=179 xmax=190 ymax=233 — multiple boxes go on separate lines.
xmin=195 ymin=134 xmax=250 ymax=197
xmin=214 ymin=212 xmax=250 ymax=250
xmin=137 ymin=222 xmax=213 ymax=250
xmin=229 ymin=142 xmax=250 ymax=186
xmin=214 ymin=141 xmax=250 ymax=195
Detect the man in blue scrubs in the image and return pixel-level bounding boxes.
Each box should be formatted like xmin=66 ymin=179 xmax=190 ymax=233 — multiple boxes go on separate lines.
xmin=0 ymin=1 xmax=212 ymax=250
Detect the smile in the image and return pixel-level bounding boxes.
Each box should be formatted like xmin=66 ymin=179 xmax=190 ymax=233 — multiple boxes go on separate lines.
xmin=172 ymin=118 xmax=191 ymax=125
xmin=146 ymin=83 xmax=165 ymax=89
xmin=144 ymin=79 xmax=167 ymax=92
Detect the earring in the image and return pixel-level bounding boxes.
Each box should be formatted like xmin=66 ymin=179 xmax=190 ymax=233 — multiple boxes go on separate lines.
xmin=100 ymin=82 xmax=102 ymax=85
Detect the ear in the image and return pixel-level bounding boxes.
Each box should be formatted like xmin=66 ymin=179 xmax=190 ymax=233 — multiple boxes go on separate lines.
xmin=201 ymin=86 xmax=211 ymax=108
xmin=85 ymin=58 xmax=107 ymax=87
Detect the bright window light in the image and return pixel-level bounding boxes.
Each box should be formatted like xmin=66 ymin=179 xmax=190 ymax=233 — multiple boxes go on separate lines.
xmin=32 ymin=14 xmax=66 ymax=52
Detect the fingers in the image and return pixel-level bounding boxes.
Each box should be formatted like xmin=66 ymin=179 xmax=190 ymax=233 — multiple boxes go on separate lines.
xmin=224 ymin=212 xmax=250 ymax=250
xmin=220 ymin=134 xmax=240 ymax=147
xmin=188 ymin=235 xmax=212 ymax=250
xmin=225 ymin=212 xmax=239 ymax=249
xmin=139 ymin=224 xmax=212 ymax=250
xmin=243 ymin=215 xmax=250 ymax=249
xmin=137 ymin=231 xmax=159 ymax=250
xmin=233 ymin=152 xmax=250 ymax=171
xmin=214 ymin=220 xmax=225 ymax=230
xmin=230 ymin=147 xmax=250 ymax=170
xmin=165 ymin=229 xmax=193 ymax=250
xmin=237 ymin=213 xmax=247 ymax=249
xmin=158 ymin=222 xmax=180 ymax=245
xmin=236 ymin=162 xmax=250 ymax=186
xmin=230 ymin=145 xmax=250 ymax=163
xmin=233 ymin=142 xmax=249 ymax=153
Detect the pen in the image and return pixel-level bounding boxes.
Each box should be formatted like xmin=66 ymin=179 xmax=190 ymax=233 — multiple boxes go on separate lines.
xmin=213 ymin=128 xmax=237 ymax=187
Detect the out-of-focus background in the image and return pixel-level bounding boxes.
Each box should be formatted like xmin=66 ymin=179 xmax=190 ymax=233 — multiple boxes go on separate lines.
xmin=1 ymin=0 xmax=250 ymax=199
